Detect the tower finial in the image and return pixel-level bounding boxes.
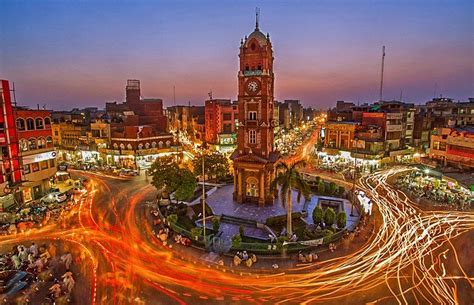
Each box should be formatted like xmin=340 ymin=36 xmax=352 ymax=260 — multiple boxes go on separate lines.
xmin=255 ymin=7 xmax=260 ymax=30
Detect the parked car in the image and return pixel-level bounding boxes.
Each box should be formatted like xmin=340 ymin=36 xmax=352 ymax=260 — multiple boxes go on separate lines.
xmin=39 ymin=192 xmax=67 ymax=204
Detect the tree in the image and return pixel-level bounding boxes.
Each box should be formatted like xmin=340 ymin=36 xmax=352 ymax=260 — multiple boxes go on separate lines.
xmin=324 ymin=208 xmax=336 ymax=227
xmin=336 ymin=211 xmax=347 ymax=229
xmin=174 ymin=168 xmax=197 ymax=202
xmin=270 ymin=160 xmax=311 ymax=237
xmin=312 ymin=206 xmax=323 ymax=225
xmin=193 ymin=152 xmax=230 ymax=183
xmin=150 ymin=156 xmax=180 ymax=195
xmin=239 ymin=224 xmax=244 ymax=237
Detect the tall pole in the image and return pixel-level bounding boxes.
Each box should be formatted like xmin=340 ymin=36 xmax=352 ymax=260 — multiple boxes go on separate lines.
xmin=351 ymin=138 xmax=358 ymax=217
xmin=201 ymin=143 xmax=206 ymax=242
xmin=379 ymin=46 xmax=386 ymax=102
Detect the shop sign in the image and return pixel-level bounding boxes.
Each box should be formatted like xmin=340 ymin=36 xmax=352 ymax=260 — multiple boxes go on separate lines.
xmin=23 ymin=151 xmax=57 ymax=164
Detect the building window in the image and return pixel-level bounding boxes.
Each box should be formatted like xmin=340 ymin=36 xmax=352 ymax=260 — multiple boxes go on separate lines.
xmin=19 ymin=139 xmax=28 ymax=151
xmin=152 ymin=142 xmax=157 ymax=148
xmin=49 ymin=159 xmax=55 ymax=168
xmin=246 ymin=177 xmax=259 ymax=197
xmin=138 ymin=143 xmax=143 ymax=150
xmin=223 ymin=113 xmax=232 ymax=121
xmin=127 ymin=144 xmax=132 ymax=150
xmin=23 ymin=164 xmax=31 ymax=175
xmin=119 ymin=143 xmax=125 ymax=149
xmin=28 ymin=138 xmax=37 ymax=150
xmin=113 ymin=143 xmax=118 ymax=149
xmin=37 ymin=137 xmax=46 ymax=149
xmin=248 ymin=111 xmax=257 ymax=121
xmin=166 ymin=140 xmax=171 ymax=147
xmin=249 ymin=130 xmax=257 ymax=144
xmin=223 ymin=124 xmax=232 ymax=134
xmin=40 ymin=160 xmax=49 ymax=170
xmin=44 ymin=117 xmax=51 ymax=126
xmin=54 ymin=130 xmax=59 ymax=136
xmin=26 ymin=118 xmax=35 ymax=130
xmin=16 ymin=119 xmax=26 ymax=131
xmin=35 ymin=118 xmax=44 ymax=129
xmin=145 ymin=143 xmax=150 ymax=149
xmin=46 ymin=136 xmax=53 ymax=146
xmin=31 ymin=162 xmax=40 ymax=172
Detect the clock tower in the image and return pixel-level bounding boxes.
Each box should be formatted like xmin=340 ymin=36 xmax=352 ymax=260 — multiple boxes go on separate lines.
xmin=231 ymin=13 xmax=279 ymax=206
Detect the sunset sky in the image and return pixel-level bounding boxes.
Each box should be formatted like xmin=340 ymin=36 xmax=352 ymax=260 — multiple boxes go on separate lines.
xmin=1 ymin=0 xmax=473 ymax=110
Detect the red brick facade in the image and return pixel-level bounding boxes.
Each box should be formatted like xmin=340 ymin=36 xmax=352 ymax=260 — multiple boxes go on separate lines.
xmin=231 ymin=24 xmax=279 ymax=206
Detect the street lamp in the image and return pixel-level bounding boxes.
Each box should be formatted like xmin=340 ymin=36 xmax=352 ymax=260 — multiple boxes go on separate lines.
xmin=200 ymin=142 xmax=208 ymax=243
xmin=350 ymin=137 xmax=358 ymax=217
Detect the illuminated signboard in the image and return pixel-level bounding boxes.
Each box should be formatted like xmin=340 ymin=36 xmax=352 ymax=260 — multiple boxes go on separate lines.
xmin=23 ymin=151 xmax=57 ymax=165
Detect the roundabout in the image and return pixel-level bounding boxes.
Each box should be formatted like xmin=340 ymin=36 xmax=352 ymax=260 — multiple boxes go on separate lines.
xmin=1 ymin=165 xmax=471 ymax=304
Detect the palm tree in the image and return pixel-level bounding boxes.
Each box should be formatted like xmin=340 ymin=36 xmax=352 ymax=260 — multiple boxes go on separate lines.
xmin=270 ymin=160 xmax=311 ymax=237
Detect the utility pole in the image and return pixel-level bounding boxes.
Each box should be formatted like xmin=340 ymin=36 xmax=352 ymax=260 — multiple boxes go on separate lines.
xmin=379 ymin=46 xmax=386 ymax=102
xmin=351 ymin=137 xmax=358 ymax=217
xmin=201 ymin=142 xmax=207 ymax=243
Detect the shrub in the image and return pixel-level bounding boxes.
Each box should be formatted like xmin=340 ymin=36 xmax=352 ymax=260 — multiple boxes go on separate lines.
xmin=317 ymin=180 xmax=325 ymax=194
xmin=338 ymin=186 xmax=345 ymax=196
xmin=329 ymin=182 xmax=338 ymax=195
xmin=166 ymin=214 xmax=178 ymax=224
xmin=231 ymin=234 xmax=242 ymax=247
xmin=191 ymin=227 xmax=203 ymax=239
xmin=322 ymin=229 xmax=334 ymax=242
xmin=276 ymin=236 xmax=289 ymax=249
xmin=212 ymin=217 xmax=220 ymax=232
xmin=336 ymin=211 xmax=347 ymax=229
xmin=312 ymin=206 xmax=323 ymax=225
xmin=315 ymin=176 xmax=321 ymax=184
xmin=324 ymin=208 xmax=336 ymax=227
xmin=239 ymin=224 xmax=244 ymax=237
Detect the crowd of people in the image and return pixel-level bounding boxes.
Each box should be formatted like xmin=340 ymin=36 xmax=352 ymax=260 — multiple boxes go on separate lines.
xmin=0 ymin=242 xmax=78 ymax=303
xmin=396 ymin=171 xmax=472 ymax=210
xmin=233 ymin=251 xmax=257 ymax=268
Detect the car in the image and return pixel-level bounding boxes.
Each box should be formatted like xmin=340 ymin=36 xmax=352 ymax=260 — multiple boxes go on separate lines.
xmin=40 ymin=192 xmax=67 ymax=204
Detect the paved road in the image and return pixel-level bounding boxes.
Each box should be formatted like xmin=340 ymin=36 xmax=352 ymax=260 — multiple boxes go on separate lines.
xmin=1 ymin=166 xmax=472 ymax=304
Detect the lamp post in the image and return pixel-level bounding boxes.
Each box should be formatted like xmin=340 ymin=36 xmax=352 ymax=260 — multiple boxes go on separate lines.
xmin=350 ymin=137 xmax=358 ymax=217
xmin=200 ymin=142 xmax=208 ymax=243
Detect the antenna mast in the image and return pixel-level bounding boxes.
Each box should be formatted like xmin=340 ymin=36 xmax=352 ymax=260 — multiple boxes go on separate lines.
xmin=379 ymin=45 xmax=386 ymax=102
xmin=255 ymin=7 xmax=260 ymax=30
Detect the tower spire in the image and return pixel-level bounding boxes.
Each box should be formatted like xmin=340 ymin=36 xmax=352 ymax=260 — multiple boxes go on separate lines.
xmin=255 ymin=7 xmax=260 ymax=30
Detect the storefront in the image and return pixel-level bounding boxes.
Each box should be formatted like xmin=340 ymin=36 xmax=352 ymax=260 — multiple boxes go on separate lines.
xmin=316 ymin=150 xmax=381 ymax=173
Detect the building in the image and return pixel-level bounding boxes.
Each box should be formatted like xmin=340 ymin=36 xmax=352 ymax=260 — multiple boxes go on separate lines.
xmin=205 ymin=99 xmax=238 ymax=153
xmin=429 ymin=127 xmax=474 ymax=169
xmin=52 ymin=122 xmax=89 ymax=162
xmin=100 ymin=80 xmax=175 ymax=169
xmin=324 ymin=121 xmax=358 ymax=151
xmin=0 ymin=80 xmax=22 ymax=210
xmin=167 ymin=105 xmax=205 ymax=142
xmin=231 ymin=17 xmax=279 ymax=206
xmin=14 ymin=107 xmax=56 ymax=202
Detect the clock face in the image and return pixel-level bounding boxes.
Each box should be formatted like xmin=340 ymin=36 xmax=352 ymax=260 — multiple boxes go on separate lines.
xmin=246 ymin=80 xmax=259 ymax=93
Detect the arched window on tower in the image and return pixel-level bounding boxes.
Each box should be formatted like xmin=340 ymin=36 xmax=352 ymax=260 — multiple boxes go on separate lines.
xmin=246 ymin=177 xmax=259 ymax=197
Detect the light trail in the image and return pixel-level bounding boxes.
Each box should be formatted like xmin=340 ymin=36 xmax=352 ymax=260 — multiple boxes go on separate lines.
xmin=0 ymin=166 xmax=472 ymax=304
